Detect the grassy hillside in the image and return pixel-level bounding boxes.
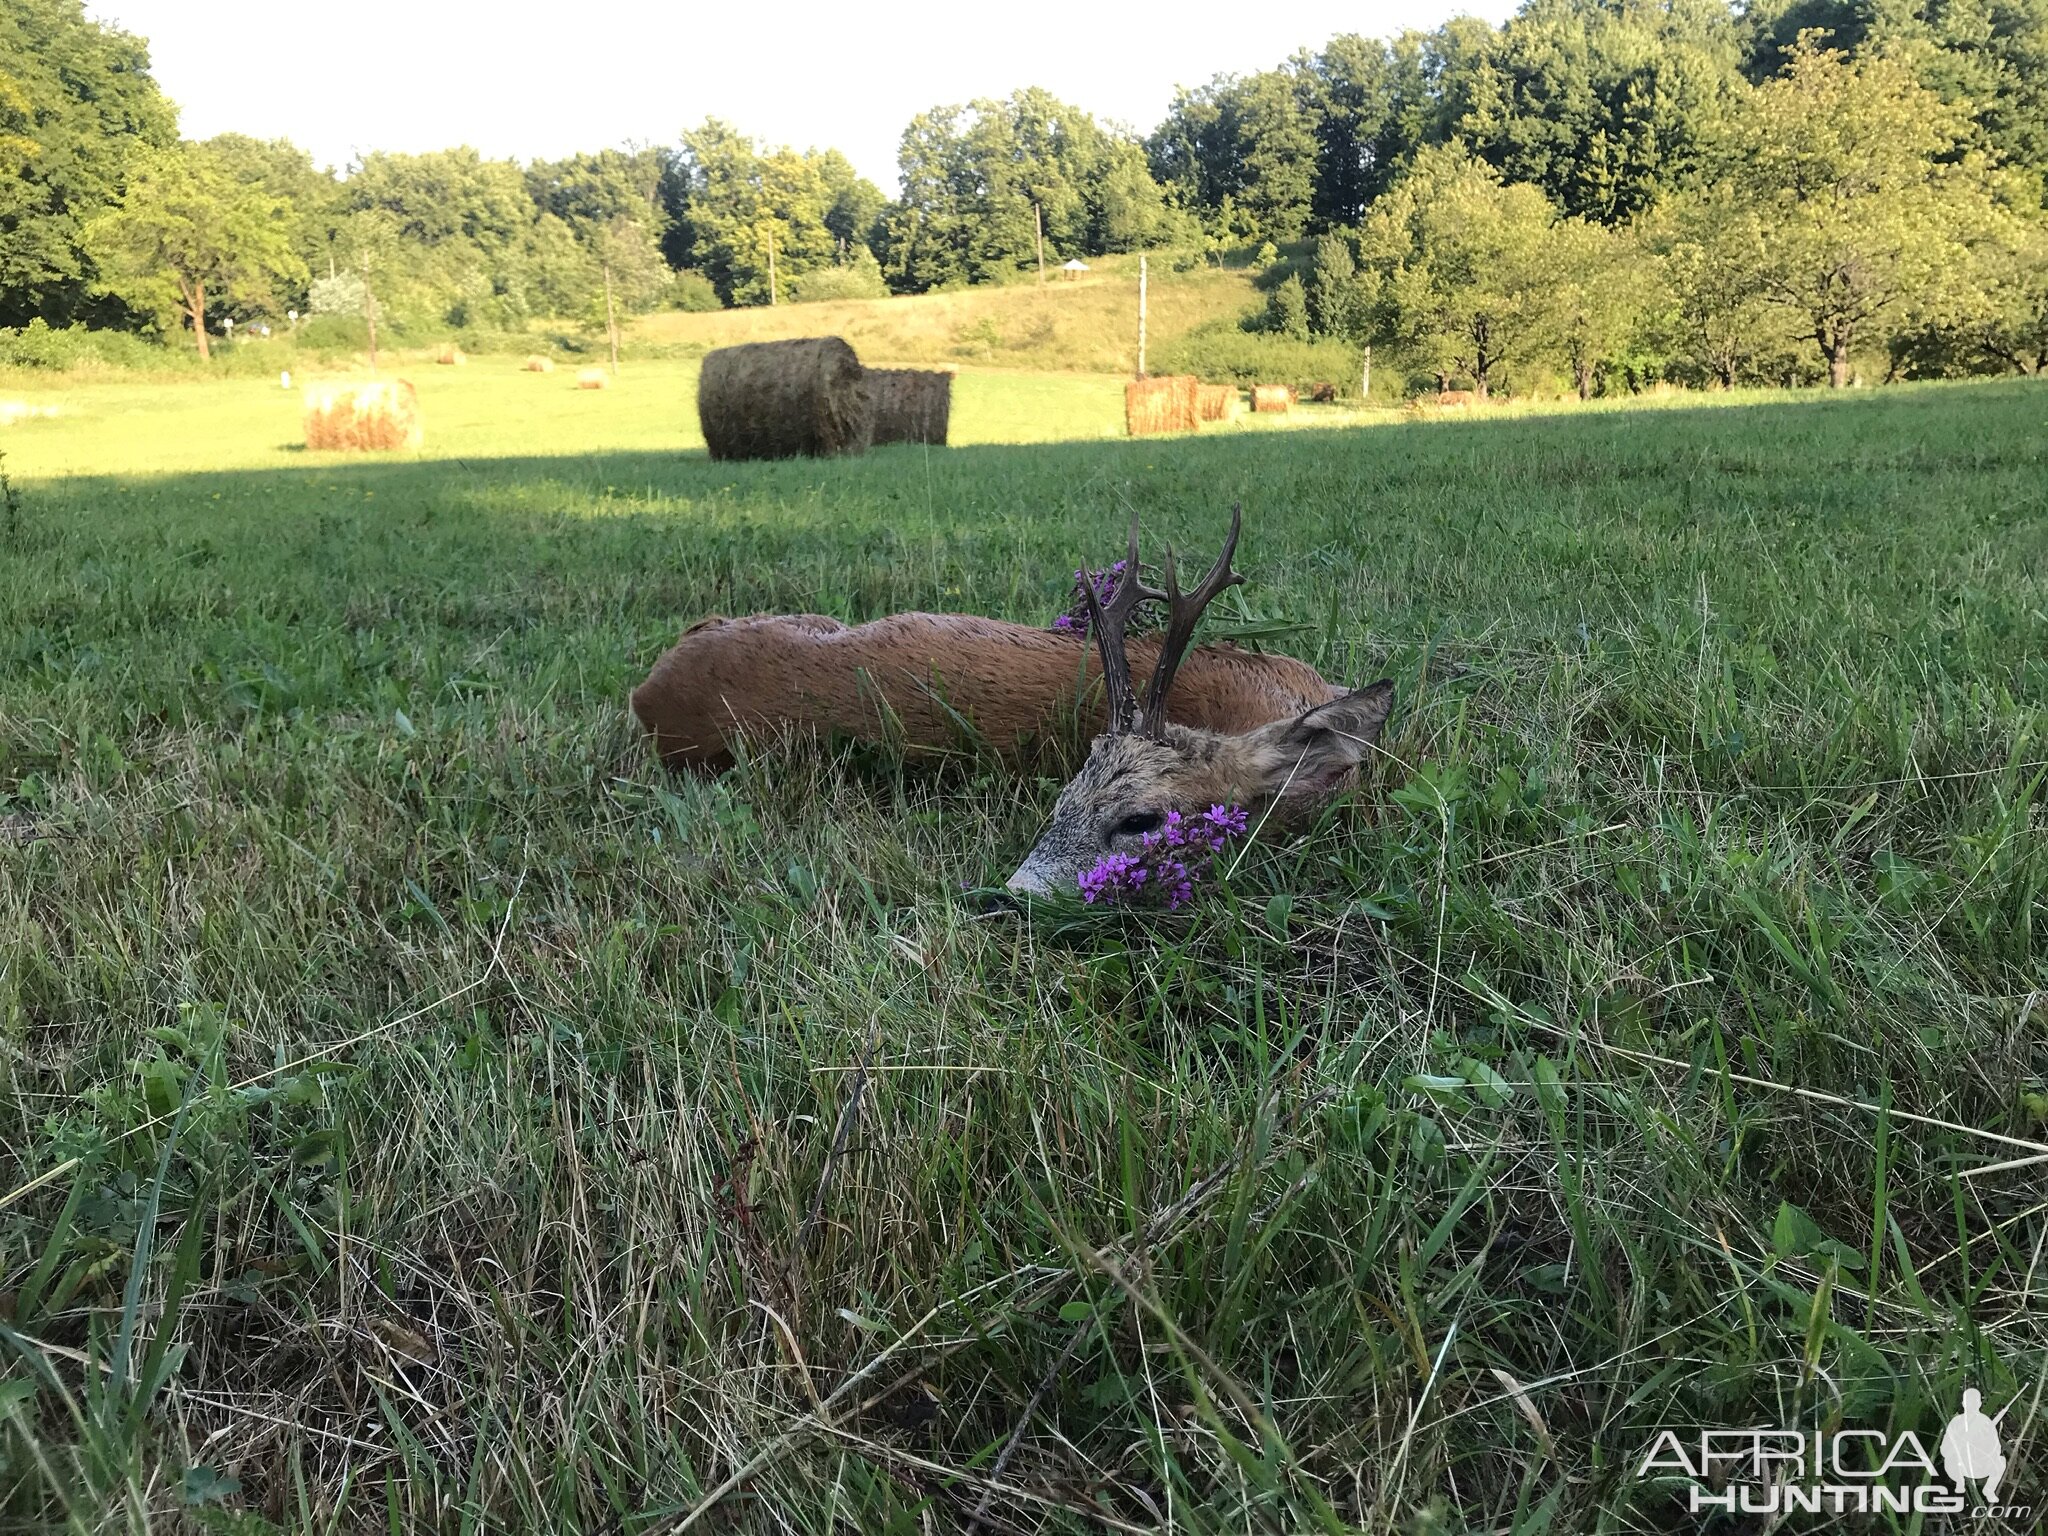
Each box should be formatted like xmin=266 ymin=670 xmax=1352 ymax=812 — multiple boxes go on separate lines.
xmin=1 ymin=380 xmax=2043 ymax=1531
xmin=632 ymin=256 xmax=1262 ymax=373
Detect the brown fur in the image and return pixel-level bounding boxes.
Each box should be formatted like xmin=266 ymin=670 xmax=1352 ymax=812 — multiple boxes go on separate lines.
xmin=1436 ymin=389 xmax=1479 ymax=407
xmin=630 ymin=612 xmax=1344 ymax=772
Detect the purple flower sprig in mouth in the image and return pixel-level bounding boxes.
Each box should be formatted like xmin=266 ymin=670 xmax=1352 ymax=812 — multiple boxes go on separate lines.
xmin=1078 ymin=803 xmax=1251 ymax=910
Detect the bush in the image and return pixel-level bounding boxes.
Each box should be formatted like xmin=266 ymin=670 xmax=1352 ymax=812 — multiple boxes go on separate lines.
xmin=791 ymin=253 xmax=889 ymax=304
xmin=1154 ymin=318 xmax=1360 ymax=392
xmin=668 ymin=271 xmax=722 ymax=312
xmin=1260 ymin=275 xmax=1311 ymax=341
xmin=0 ymin=320 xmax=173 ymax=372
xmin=295 ymin=314 xmax=370 ymax=352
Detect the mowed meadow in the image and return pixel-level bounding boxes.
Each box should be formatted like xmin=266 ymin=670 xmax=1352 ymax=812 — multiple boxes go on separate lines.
xmin=1 ymin=375 xmax=2045 ymax=1532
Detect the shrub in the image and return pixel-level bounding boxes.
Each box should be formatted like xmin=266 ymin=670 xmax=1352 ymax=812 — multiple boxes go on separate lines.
xmin=0 ymin=320 xmax=172 ymax=372
xmin=668 ymin=271 xmax=722 ymax=312
xmin=1261 ymin=275 xmax=1311 ymax=341
xmin=791 ymin=253 xmax=889 ymax=304
xmin=1154 ymin=318 xmax=1359 ymax=392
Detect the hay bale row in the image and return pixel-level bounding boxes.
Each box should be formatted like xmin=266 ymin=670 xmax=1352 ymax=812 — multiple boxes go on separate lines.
xmin=1251 ymin=384 xmax=1294 ymax=414
xmin=303 ymin=380 xmax=421 ymax=452
xmin=698 ymin=336 xmax=872 ymax=461
xmin=1196 ymin=384 xmax=1242 ymax=423
xmin=1126 ymin=374 xmax=1200 ymax=437
xmin=523 ymin=355 xmax=555 ymax=373
xmin=866 ymin=367 xmax=953 ymax=447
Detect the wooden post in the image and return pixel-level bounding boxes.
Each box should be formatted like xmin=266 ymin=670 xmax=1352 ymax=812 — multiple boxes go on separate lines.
xmin=1034 ymin=203 xmax=1045 ymax=284
xmin=1137 ymin=254 xmax=1148 ymax=378
xmin=767 ymin=224 xmax=777 ymax=307
xmin=603 ymin=260 xmax=619 ymax=376
xmin=361 ymin=253 xmax=378 ymax=374
xmin=1361 ymin=343 xmax=1371 ymax=402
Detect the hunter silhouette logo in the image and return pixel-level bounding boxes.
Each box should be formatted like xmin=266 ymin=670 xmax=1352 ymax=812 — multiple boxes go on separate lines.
xmin=1638 ymin=1385 xmax=2029 ymax=1518
xmin=1942 ymin=1388 xmax=2008 ymax=1505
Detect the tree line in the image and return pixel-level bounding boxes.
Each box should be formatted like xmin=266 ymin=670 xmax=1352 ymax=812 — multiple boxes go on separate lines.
xmin=3 ymin=0 xmax=2044 ymax=387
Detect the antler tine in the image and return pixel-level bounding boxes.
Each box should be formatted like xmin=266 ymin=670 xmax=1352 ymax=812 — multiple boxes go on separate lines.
xmin=1080 ymin=514 xmax=1159 ymax=735
xmin=1139 ymin=502 xmax=1244 ymax=738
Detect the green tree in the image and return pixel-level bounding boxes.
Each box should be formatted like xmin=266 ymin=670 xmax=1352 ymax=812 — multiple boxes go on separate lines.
xmin=0 ymin=0 xmax=178 ymax=328
xmin=1307 ymin=231 xmax=1376 ymax=395
xmin=1717 ymin=38 xmax=1996 ymax=386
xmin=678 ymin=121 xmax=869 ymax=304
xmin=1458 ymin=0 xmax=1743 ymax=222
xmin=85 ymin=140 xmax=307 ymax=358
xmin=1358 ymin=144 xmax=1562 ymax=397
xmin=1545 ymin=217 xmax=1656 ymax=396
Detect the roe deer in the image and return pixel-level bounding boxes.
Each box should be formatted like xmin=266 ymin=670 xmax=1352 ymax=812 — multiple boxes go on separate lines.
xmin=630 ymin=575 xmax=1346 ymax=774
xmin=1005 ymin=507 xmax=1394 ymax=898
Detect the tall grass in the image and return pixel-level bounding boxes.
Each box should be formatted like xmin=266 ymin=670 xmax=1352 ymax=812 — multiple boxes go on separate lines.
xmin=0 ymin=379 xmax=2043 ymax=1532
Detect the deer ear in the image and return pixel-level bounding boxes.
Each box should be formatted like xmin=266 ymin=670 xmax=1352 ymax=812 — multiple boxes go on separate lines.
xmin=1244 ymin=681 xmax=1394 ymax=796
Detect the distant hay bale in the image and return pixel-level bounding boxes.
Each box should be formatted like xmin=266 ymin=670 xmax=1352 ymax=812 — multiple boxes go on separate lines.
xmin=523 ymin=355 xmax=555 ymax=373
xmin=303 ymin=379 xmax=422 ymax=452
xmin=1125 ymin=374 xmax=1199 ymax=437
xmin=1309 ymin=381 xmax=1337 ymax=403
xmin=698 ymin=337 xmax=873 ymax=461
xmin=1251 ymin=385 xmax=1294 ymax=414
xmin=866 ymin=368 xmax=952 ymax=447
xmin=434 ymin=343 xmax=467 ymax=366
xmin=576 ymin=368 xmax=610 ymax=390
xmin=1196 ymin=384 xmax=1241 ymax=423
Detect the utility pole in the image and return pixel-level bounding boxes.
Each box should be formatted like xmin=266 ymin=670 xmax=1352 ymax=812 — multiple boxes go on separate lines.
xmin=1137 ymin=254 xmax=1148 ymax=378
xmin=1361 ymin=343 xmax=1371 ymax=402
xmin=1034 ymin=203 xmax=1045 ymax=284
xmin=360 ymin=252 xmax=378 ymax=374
xmin=767 ymin=223 xmax=777 ymax=307
xmin=603 ymin=260 xmax=619 ymax=376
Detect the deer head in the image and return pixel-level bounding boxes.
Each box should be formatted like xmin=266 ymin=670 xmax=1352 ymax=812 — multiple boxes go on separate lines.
xmin=1005 ymin=507 xmax=1394 ymax=898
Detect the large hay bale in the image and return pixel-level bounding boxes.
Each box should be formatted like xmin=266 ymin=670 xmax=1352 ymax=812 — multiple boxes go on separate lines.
xmin=866 ymin=368 xmax=953 ymax=446
xmin=434 ymin=343 xmax=466 ymax=366
xmin=1125 ymin=374 xmax=1199 ymax=437
xmin=576 ymin=368 xmax=610 ymax=390
xmin=303 ymin=379 xmax=422 ymax=452
xmin=698 ymin=337 xmax=873 ymax=461
xmin=1251 ymin=384 xmax=1294 ymax=414
xmin=523 ymin=355 xmax=555 ymax=373
xmin=1196 ymin=384 xmax=1241 ymax=423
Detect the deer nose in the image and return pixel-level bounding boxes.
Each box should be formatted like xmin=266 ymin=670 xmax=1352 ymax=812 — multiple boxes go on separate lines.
xmin=1004 ymin=862 xmax=1055 ymax=898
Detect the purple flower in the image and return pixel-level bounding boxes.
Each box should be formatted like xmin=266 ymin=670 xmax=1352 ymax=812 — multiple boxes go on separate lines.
xmin=1076 ymin=802 xmax=1251 ymax=910
xmin=1050 ymin=557 xmax=1156 ymax=638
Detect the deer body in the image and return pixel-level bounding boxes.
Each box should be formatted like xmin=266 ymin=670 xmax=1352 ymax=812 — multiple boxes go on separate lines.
xmin=630 ymin=611 xmax=1344 ymax=772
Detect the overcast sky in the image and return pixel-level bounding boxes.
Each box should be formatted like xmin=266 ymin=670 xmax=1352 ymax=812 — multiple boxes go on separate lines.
xmin=94 ymin=0 xmax=1519 ymax=191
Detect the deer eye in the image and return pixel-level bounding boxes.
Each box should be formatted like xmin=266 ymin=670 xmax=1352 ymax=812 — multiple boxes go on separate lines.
xmin=1110 ymin=810 xmax=1164 ymax=841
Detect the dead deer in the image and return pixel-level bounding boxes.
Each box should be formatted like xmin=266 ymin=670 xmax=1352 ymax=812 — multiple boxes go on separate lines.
xmin=630 ymin=555 xmax=1345 ymax=774
xmin=1004 ymin=508 xmax=1393 ymax=898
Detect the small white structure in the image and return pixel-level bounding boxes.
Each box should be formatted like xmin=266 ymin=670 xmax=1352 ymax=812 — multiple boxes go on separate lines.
xmin=1061 ymin=258 xmax=1090 ymax=281
xmin=280 ymin=370 xmax=292 ymax=389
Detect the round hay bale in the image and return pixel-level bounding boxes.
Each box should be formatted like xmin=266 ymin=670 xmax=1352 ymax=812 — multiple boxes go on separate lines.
xmin=1196 ymin=383 xmax=1242 ymax=422
xmin=1125 ymin=374 xmax=1200 ymax=437
xmin=434 ymin=343 xmax=467 ymax=366
xmin=523 ymin=355 xmax=555 ymax=373
xmin=303 ymin=379 xmax=422 ymax=452
xmin=576 ymin=368 xmax=611 ymax=390
xmin=1251 ymin=385 xmax=1294 ymax=414
xmin=866 ymin=367 xmax=952 ymax=447
xmin=698 ymin=337 xmax=873 ymax=461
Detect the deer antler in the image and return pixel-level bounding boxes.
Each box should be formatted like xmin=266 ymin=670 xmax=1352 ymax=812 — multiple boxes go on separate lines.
xmin=1080 ymin=515 xmax=1158 ymax=734
xmin=1138 ymin=502 xmax=1243 ymax=739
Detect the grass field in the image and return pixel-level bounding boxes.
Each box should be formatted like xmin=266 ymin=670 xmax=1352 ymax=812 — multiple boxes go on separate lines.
xmin=1 ymin=375 xmax=2045 ymax=1532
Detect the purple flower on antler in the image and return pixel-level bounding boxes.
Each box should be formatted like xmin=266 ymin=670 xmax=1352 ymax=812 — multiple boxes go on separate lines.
xmin=1078 ymin=803 xmax=1250 ymax=910
xmin=1052 ymin=559 xmax=1157 ymax=638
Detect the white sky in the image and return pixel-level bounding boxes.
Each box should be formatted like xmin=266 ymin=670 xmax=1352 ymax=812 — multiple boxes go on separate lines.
xmin=93 ymin=0 xmax=1519 ymax=193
